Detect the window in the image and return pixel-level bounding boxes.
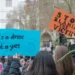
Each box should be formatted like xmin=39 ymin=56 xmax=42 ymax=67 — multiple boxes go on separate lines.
xmin=19 ymin=1 xmax=25 ymax=7
xmin=43 ymin=41 xmax=50 ymax=47
xmin=58 ymin=0 xmax=64 ymax=3
xmin=6 ymin=0 xmax=12 ymax=7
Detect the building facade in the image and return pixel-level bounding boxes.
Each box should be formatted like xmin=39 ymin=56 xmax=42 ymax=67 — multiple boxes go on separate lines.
xmin=0 ymin=0 xmax=25 ymax=28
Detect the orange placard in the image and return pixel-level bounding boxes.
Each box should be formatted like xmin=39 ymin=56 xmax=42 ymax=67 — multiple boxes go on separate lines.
xmin=48 ymin=9 xmax=75 ymax=37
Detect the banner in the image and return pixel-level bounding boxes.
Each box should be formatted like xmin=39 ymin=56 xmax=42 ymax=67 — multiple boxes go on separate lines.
xmin=48 ymin=9 xmax=75 ymax=37
xmin=0 ymin=29 xmax=40 ymax=56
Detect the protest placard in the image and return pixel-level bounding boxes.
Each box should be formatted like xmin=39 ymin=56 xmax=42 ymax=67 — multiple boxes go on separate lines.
xmin=0 ymin=29 xmax=40 ymax=56
xmin=48 ymin=9 xmax=75 ymax=37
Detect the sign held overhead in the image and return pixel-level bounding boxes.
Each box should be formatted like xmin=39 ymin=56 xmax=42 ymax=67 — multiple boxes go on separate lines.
xmin=48 ymin=9 xmax=75 ymax=37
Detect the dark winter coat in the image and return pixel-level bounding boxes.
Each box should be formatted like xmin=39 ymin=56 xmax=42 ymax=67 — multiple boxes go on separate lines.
xmin=8 ymin=58 xmax=21 ymax=75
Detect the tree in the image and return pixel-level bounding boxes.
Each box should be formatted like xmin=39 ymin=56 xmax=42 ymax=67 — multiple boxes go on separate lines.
xmin=6 ymin=6 xmax=27 ymax=29
xmin=54 ymin=0 xmax=75 ymax=14
xmin=6 ymin=0 xmax=54 ymax=31
xmin=38 ymin=0 xmax=54 ymax=31
xmin=6 ymin=0 xmax=38 ymax=30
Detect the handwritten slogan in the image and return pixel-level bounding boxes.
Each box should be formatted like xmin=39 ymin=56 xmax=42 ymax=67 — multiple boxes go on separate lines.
xmin=0 ymin=29 xmax=40 ymax=56
xmin=48 ymin=9 xmax=75 ymax=37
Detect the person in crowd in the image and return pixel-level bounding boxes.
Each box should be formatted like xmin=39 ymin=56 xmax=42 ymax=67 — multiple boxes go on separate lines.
xmin=0 ymin=57 xmax=3 ymax=71
xmin=8 ymin=55 xmax=21 ymax=75
xmin=20 ymin=56 xmax=23 ymax=60
xmin=2 ymin=56 xmax=13 ymax=75
xmin=26 ymin=51 xmax=58 ymax=75
xmin=20 ymin=58 xmax=25 ymax=72
xmin=21 ymin=56 xmax=32 ymax=75
xmin=0 ymin=56 xmax=7 ymax=75
xmin=54 ymin=46 xmax=74 ymax=75
xmin=23 ymin=56 xmax=30 ymax=69
xmin=51 ymin=45 xmax=54 ymax=54
xmin=0 ymin=56 xmax=6 ymax=69
xmin=0 ymin=62 xmax=3 ymax=75
xmin=31 ymin=56 xmax=35 ymax=61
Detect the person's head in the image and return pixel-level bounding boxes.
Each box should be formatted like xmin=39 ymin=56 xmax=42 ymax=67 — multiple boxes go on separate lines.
xmin=20 ymin=58 xmax=25 ymax=67
xmin=28 ymin=51 xmax=57 ymax=75
xmin=31 ymin=56 xmax=35 ymax=60
xmin=24 ymin=56 xmax=31 ymax=65
xmin=25 ymin=56 xmax=30 ymax=60
xmin=0 ymin=56 xmax=6 ymax=64
xmin=54 ymin=46 xmax=74 ymax=75
xmin=20 ymin=55 xmax=23 ymax=59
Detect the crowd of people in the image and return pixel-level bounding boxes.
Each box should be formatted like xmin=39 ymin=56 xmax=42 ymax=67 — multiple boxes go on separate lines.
xmin=0 ymin=46 xmax=75 ymax=75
